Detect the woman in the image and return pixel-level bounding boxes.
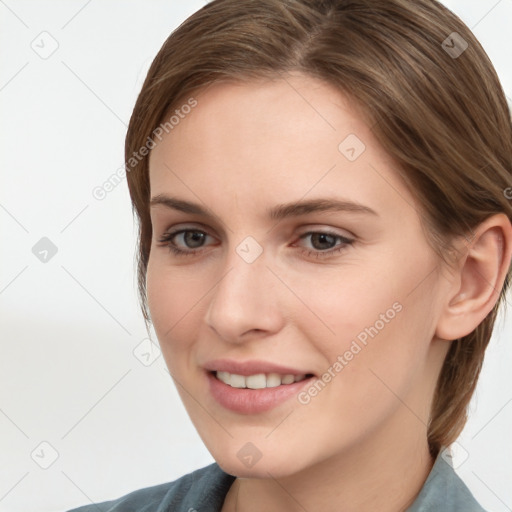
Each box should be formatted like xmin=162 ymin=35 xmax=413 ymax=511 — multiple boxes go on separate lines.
xmin=68 ymin=0 xmax=512 ymax=510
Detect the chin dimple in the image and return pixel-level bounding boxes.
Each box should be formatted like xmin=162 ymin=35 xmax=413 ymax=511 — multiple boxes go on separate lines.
xmin=215 ymin=371 xmax=309 ymax=389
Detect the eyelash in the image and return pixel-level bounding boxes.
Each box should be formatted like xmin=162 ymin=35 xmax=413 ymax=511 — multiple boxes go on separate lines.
xmin=157 ymin=229 xmax=354 ymax=260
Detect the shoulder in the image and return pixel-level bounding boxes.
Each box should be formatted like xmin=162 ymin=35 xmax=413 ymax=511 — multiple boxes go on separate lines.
xmin=65 ymin=463 xmax=236 ymax=512
xmin=407 ymin=452 xmax=487 ymax=512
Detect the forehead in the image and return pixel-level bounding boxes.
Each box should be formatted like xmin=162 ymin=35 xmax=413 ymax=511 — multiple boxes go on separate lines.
xmin=148 ymin=75 xmax=415 ymax=223
xmin=152 ymin=75 xmax=369 ymax=162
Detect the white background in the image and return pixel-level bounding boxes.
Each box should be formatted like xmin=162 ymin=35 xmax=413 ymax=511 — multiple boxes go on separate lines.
xmin=1 ymin=1 xmax=511 ymax=511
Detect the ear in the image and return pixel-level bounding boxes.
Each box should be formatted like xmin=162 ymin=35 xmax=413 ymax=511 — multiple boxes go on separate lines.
xmin=435 ymin=213 xmax=512 ymax=341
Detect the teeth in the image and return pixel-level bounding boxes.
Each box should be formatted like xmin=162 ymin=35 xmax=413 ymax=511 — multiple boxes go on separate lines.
xmin=266 ymin=373 xmax=282 ymax=388
xmin=246 ymin=374 xmax=266 ymax=389
xmin=281 ymin=374 xmax=295 ymax=385
xmin=230 ymin=373 xmax=246 ymax=388
xmin=215 ymin=371 xmax=308 ymax=389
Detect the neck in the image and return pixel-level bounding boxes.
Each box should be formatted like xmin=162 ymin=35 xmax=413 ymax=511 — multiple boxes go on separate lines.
xmin=222 ymin=412 xmax=435 ymax=512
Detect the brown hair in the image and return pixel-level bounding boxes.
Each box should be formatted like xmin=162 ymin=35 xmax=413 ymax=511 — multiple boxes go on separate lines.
xmin=124 ymin=0 xmax=512 ymax=457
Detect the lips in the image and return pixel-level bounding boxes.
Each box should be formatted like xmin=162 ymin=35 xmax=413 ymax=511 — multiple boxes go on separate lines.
xmin=203 ymin=358 xmax=314 ymax=377
xmin=203 ymin=359 xmax=316 ymax=414
xmin=215 ymin=371 xmax=308 ymax=389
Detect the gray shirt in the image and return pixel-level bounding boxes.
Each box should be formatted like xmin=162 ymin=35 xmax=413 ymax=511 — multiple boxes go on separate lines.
xmin=66 ymin=452 xmax=486 ymax=511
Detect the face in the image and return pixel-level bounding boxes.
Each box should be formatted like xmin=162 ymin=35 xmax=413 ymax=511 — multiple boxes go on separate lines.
xmin=147 ymin=74 xmax=452 ymax=478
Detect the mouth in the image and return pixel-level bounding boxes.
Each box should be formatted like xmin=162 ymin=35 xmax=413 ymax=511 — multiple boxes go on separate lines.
xmin=205 ymin=369 xmax=317 ymax=414
xmin=211 ymin=370 xmax=315 ymax=389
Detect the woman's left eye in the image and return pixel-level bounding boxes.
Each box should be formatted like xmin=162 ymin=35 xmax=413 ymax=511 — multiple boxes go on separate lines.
xmin=157 ymin=229 xmax=354 ymax=259
xmin=294 ymin=231 xmax=354 ymax=258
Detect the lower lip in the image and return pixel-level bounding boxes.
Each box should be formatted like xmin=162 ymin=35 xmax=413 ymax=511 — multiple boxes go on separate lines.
xmin=206 ymin=371 xmax=315 ymax=414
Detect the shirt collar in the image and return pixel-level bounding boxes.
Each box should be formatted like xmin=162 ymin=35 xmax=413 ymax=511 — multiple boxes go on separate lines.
xmin=406 ymin=448 xmax=484 ymax=511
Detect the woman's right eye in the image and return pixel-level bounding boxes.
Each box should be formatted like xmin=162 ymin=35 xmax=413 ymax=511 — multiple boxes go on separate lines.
xmin=157 ymin=229 xmax=216 ymax=257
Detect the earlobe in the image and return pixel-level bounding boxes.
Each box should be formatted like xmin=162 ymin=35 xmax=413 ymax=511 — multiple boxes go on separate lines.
xmin=435 ymin=213 xmax=512 ymax=341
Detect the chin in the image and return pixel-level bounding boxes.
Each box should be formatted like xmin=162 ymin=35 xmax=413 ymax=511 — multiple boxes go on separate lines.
xmin=211 ymin=448 xmax=310 ymax=479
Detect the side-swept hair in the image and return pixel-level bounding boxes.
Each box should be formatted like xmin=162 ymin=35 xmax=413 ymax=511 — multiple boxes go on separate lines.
xmin=125 ymin=0 xmax=512 ymax=456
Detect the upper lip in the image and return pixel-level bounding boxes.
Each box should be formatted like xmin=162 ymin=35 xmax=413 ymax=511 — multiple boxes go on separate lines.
xmin=203 ymin=359 xmax=314 ymax=376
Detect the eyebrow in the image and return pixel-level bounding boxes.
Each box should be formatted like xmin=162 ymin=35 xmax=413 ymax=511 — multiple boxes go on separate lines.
xmin=149 ymin=194 xmax=378 ymax=220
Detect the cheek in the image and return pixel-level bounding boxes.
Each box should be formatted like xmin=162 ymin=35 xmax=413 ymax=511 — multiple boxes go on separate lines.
xmin=290 ymin=288 xmax=438 ymax=453
xmin=146 ymin=255 xmax=208 ymax=363
xmin=283 ymin=258 xmax=407 ymax=348
xmin=291 ymin=253 xmax=440 ymax=392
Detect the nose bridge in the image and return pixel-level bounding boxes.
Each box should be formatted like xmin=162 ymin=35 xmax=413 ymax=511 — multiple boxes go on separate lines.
xmin=205 ymin=239 xmax=283 ymax=341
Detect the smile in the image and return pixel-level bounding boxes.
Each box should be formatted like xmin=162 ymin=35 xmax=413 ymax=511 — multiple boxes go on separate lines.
xmin=206 ymin=370 xmax=316 ymax=414
xmin=214 ymin=371 xmax=309 ymax=389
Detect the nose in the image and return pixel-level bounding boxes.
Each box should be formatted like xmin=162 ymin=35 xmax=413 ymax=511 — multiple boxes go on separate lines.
xmin=204 ymin=245 xmax=285 ymax=343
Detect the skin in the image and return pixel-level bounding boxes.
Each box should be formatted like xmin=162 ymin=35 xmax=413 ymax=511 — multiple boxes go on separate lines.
xmin=146 ymin=74 xmax=512 ymax=512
